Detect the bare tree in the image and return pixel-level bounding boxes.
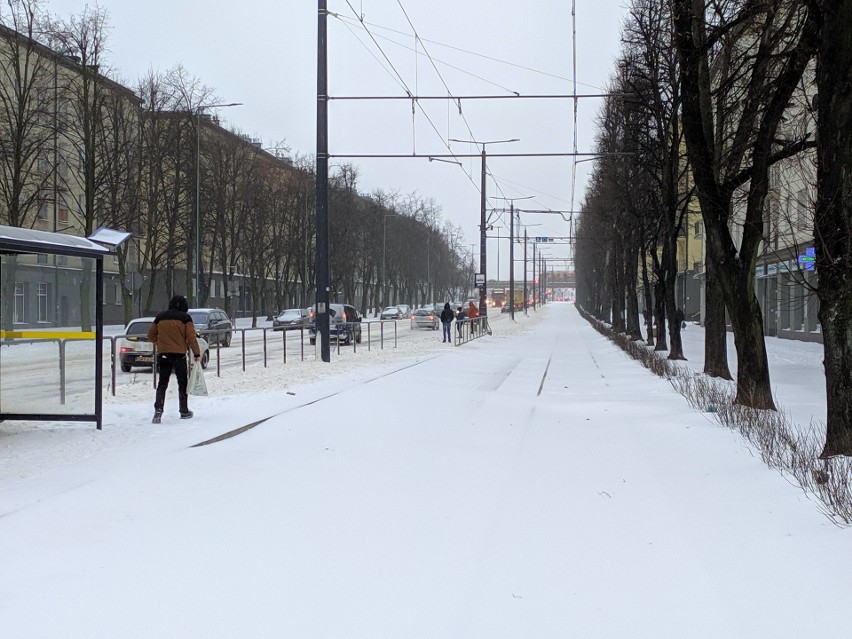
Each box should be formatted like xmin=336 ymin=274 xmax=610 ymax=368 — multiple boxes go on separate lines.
xmin=811 ymin=0 xmax=852 ymax=456
xmin=0 ymin=0 xmax=54 ymax=330
xmin=673 ymin=0 xmax=819 ymax=408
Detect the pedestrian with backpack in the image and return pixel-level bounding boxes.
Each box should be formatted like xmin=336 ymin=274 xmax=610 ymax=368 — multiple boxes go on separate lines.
xmin=147 ymin=295 xmax=201 ymax=423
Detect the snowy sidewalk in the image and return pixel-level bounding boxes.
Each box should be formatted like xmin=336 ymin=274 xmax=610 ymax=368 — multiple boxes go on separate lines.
xmin=0 ymin=304 xmax=849 ymax=638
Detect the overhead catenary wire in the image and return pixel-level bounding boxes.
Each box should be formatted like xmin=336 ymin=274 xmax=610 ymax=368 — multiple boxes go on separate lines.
xmin=333 ymin=12 xmax=607 ymax=91
xmin=337 ymin=2 xmax=480 ymax=193
xmin=332 ymin=3 xmax=589 ymax=266
xmin=394 ymin=0 xmax=481 ymax=177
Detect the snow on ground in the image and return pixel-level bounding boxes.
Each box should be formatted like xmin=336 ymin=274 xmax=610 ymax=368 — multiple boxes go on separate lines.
xmin=0 ymin=310 xmax=540 ymax=485
xmin=0 ymin=304 xmax=848 ymax=638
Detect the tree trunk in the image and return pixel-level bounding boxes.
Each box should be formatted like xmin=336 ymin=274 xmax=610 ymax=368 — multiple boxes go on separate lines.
xmin=703 ymin=260 xmax=732 ymax=380
xmin=80 ymin=260 xmax=93 ymax=332
xmin=815 ymin=0 xmax=852 ymax=456
xmin=641 ymin=257 xmax=654 ymax=346
xmin=728 ymin=286 xmax=775 ymax=409
xmin=654 ymin=279 xmax=667 ymax=351
xmin=625 ymin=245 xmax=643 ymax=340
xmin=1 ymin=256 xmax=18 ymax=332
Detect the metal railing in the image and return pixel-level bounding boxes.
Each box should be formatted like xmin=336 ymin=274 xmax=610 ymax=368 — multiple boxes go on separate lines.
xmin=103 ymin=321 xmax=407 ymax=395
xmin=5 ymin=314 xmax=489 ymax=404
xmin=454 ymin=316 xmax=490 ymax=346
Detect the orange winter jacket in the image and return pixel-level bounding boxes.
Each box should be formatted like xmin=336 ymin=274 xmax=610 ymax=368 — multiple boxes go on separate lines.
xmin=147 ymin=308 xmax=201 ymax=357
xmin=467 ymin=303 xmax=479 ymax=319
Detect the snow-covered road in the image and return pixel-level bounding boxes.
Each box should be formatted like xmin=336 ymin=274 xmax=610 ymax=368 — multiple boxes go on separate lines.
xmin=0 ymin=304 xmax=848 ymax=637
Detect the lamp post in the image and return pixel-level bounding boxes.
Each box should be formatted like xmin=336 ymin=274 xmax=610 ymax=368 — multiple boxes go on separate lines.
xmin=194 ymin=101 xmax=242 ymax=305
xmin=449 ymin=137 xmax=518 ymax=318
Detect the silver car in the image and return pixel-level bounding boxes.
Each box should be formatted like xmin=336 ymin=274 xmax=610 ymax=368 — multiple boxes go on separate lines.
xmin=119 ymin=317 xmax=210 ymax=372
xmin=410 ymin=308 xmax=439 ymax=330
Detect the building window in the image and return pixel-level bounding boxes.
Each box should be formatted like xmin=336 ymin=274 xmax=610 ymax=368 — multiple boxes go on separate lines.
xmin=38 ymin=203 xmax=49 ymax=220
xmin=56 ymin=254 xmax=67 ymax=266
xmin=693 ymin=221 xmax=702 ymax=238
xmin=797 ymin=189 xmax=810 ymax=232
xmin=37 ymin=253 xmax=48 ymax=264
xmin=14 ymin=283 xmax=25 ymax=322
xmin=58 ymin=147 xmax=68 ymax=177
xmin=58 ymin=208 xmax=69 ymax=225
xmin=37 ymin=283 xmax=48 ymax=322
xmin=114 ymin=283 xmax=121 ymax=305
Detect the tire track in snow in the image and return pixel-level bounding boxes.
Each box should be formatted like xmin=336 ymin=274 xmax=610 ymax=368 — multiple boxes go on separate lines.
xmin=190 ymin=354 xmax=441 ymax=447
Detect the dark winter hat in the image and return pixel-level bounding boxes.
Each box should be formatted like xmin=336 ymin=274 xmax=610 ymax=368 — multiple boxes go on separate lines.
xmin=444 ymin=302 xmax=451 ymax=310
xmin=169 ymin=294 xmax=189 ymax=312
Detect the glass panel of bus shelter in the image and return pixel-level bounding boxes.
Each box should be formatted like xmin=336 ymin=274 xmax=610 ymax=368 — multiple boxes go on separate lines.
xmin=0 ymin=252 xmax=97 ymax=416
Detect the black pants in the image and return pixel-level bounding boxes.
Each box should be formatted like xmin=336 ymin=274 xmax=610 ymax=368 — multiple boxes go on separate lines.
xmin=154 ymin=353 xmax=189 ymax=413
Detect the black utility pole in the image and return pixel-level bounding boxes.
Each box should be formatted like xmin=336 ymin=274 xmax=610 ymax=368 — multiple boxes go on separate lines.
xmin=523 ymin=228 xmax=528 ymax=316
xmin=532 ymin=240 xmax=537 ymax=311
xmin=316 ymin=0 xmax=330 ymax=362
xmin=479 ymin=146 xmax=487 ymax=318
xmin=509 ymin=202 xmax=515 ymax=321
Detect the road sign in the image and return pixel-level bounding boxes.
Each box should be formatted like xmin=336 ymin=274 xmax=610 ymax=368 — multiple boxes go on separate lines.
xmin=475 ymin=273 xmax=485 ymax=287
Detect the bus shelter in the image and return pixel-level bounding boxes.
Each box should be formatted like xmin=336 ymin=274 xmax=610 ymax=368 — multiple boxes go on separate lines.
xmin=0 ymin=225 xmax=127 ymax=430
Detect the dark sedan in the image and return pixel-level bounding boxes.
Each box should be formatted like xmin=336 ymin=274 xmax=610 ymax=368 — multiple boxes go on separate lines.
xmin=273 ymin=308 xmax=310 ymax=330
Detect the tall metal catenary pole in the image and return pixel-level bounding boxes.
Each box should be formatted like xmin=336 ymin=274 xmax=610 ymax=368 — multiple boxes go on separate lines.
xmin=479 ymin=147 xmax=487 ymax=317
xmin=523 ymin=228 xmax=528 ymax=316
xmin=509 ymin=202 xmax=515 ymax=321
xmin=532 ymin=240 xmax=537 ymax=310
xmin=316 ymin=0 xmax=330 ymax=362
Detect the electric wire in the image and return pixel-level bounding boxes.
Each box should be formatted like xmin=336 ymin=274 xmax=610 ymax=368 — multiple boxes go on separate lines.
xmin=336 ymin=15 xmax=522 ymax=95
xmin=333 ymin=13 xmax=606 ymax=91
xmin=334 ymin=3 xmax=576 ymax=265
xmin=334 ymin=5 xmax=479 ymax=193
xmin=335 ymin=15 xmax=409 ymax=95
xmin=396 ymin=0 xmax=481 ymax=145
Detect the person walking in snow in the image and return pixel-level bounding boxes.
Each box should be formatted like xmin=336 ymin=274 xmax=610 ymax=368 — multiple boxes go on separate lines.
xmin=147 ymin=295 xmax=201 ymax=423
xmin=440 ymin=302 xmax=454 ymax=343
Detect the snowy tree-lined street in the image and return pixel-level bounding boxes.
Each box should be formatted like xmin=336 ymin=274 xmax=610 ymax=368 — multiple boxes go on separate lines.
xmin=0 ymin=303 xmax=848 ymax=638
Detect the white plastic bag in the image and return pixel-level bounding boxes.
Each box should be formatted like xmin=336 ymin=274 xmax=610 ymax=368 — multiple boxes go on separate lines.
xmin=187 ymin=361 xmax=208 ymax=396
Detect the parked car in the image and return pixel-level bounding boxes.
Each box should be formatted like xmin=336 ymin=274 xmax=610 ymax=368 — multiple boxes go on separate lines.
xmin=119 ymin=317 xmax=210 ymax=372
xmin=309 ymin=303 xmax=362 ymax=345
xmin=273 ymin=307 xmax=310 ymax=330
xmin=380 ymin=306 xmax=403 ymax=320
xmin=188 ymin=307 xmax=233 ymax=347
xmin=410 ymin=308 xmax=439 ymax=330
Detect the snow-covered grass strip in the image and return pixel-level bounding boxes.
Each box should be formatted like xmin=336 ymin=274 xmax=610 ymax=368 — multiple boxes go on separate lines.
xmin=576 ymin=305 xmax=852 ymax=525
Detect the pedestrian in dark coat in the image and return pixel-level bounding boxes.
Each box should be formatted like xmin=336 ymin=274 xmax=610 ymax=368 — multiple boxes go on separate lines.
xmin=147 ymin=295 xmax=201 ymax=423
xmin=440 ymin=302 xmax=454 ymax=343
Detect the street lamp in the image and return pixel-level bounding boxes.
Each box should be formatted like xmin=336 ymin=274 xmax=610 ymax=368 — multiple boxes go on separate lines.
xmin=449 ymin=137 xmax=519 ymax=318
xmin=195 ymin=101 xmax=242 ymax=304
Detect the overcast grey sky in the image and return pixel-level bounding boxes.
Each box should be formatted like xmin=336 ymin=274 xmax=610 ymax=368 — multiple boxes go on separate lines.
xmin=45 ymin=0 xmax=629 ymax=280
